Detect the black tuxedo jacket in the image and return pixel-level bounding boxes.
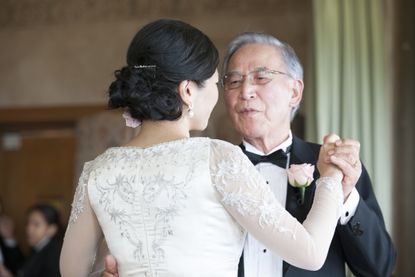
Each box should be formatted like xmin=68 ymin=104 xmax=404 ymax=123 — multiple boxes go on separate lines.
xmin=238 ymin=136 xmax=396 ymax=277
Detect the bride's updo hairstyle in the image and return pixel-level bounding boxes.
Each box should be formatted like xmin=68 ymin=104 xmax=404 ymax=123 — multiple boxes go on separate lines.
xmin=108 ymin=19 xmax=219 ymax=121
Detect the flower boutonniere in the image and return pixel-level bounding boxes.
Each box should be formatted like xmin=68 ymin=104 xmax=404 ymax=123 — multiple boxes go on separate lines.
xmin=287 ymin=163 xmax=315 ymax=205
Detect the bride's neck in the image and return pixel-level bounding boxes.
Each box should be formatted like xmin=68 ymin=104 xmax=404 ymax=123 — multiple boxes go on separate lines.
xmin=125 ymin=119 xmax=190 ymax=148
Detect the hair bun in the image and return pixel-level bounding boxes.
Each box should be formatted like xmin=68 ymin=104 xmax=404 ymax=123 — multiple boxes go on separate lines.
xmin=107 ymin=19 xmax=219 ymax=122
xmin=108 ymin=65 xmax=182 ymax=121
xmin=108 ymin=66 xmax=153 ymax=112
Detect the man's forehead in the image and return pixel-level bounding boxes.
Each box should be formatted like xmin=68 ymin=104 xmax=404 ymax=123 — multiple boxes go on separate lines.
xmin=227 ymin=44 xmax=283 ymax=70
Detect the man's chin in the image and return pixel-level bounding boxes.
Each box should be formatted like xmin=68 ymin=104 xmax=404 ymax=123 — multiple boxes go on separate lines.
xmin=237 ymin=126 xmax=264 ymax=140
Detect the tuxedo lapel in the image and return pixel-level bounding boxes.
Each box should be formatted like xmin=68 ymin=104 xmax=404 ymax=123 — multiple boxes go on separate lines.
xmin=284 ymin=136 xmax=321 ymax=275
xmin=286 ymin=136 xmax=320 ymax=222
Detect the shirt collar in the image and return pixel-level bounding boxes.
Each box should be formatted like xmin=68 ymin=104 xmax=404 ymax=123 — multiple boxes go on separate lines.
xmin=242 ymin=130 xmax=292 ymax=155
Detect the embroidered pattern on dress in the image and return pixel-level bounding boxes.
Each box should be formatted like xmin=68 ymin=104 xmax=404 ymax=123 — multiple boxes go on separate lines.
xmin=88 ymin=139 xmax=206 ymax=275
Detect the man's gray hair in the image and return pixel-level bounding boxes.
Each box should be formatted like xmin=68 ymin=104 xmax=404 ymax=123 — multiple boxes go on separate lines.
xmin=222 ymin=32 xmax=304 ymax=120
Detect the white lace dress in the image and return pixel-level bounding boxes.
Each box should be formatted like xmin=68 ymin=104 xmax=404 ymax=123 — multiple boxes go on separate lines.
xmin=60 ymin=137 xmax=342 ymax=277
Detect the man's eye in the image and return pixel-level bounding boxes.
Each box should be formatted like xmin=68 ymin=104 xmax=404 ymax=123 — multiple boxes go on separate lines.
xmin=228 ymin=79 xmax=241 ymax=84
xmin=255 ymin=75 xmax=271 ymax=82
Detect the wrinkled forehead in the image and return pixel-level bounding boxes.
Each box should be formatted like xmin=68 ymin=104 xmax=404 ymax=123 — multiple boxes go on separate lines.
xmin=227 ymin=43 xmax=284 ymax=72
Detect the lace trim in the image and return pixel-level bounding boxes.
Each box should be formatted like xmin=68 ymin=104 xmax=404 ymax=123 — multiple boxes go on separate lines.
xmin=315 ymin=176 xmax=343 ymax=215
xmin=212 ymin=151 xmax=294 ymax=236
xmin=68 ymin=162 xmax=93 ymax=226
xmin=211 ymin=141 xmax=343 ymax=240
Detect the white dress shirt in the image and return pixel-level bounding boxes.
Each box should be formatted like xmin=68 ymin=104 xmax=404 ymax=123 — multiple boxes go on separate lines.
xmin=242 ymin=133 xmax=292 ymax=277
xmin=242 ymin=131 xmax=359 ymax=277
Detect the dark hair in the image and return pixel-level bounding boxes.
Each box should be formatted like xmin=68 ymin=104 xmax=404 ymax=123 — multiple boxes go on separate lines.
xmin=108 ymin=19 xmax=219 ymax=121
xmin=28 ymin=203 xmax=62 ymax=237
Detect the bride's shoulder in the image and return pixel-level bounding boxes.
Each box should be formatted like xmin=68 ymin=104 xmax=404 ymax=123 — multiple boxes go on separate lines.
xmin=209 ymin=138 xmax=243 ymax=154
xmin=82 ymin=148 xmax=131 ymax=173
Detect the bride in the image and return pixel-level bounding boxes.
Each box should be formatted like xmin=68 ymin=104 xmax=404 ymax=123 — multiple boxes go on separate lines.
xmin=60 ymin=19 xmax=343 ymax=277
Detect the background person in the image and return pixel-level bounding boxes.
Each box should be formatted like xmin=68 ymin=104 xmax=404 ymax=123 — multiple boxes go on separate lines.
xmin=17 ymin=203 xmax=62 ymax=277
xmin=0 ymin=214 xmax=24 ymax=277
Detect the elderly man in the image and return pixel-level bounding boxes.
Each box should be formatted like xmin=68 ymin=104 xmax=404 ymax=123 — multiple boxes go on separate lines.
xmin=100 ymin=32 xmax=396 ymax=277
xmin=221 ymin=32 xmax=395 ymax=277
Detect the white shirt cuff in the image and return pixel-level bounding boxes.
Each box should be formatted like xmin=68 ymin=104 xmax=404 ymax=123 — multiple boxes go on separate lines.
xmin=339 ymin=187 xmax=360 ymax=225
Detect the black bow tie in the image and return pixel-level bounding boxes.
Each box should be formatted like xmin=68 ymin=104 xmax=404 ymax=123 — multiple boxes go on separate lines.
xmin=241 ymin=145 xmax=291 ymax=168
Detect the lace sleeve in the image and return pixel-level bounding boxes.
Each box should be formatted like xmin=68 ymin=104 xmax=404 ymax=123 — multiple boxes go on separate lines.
xmin=209 ymin=140 xmax=343 ymax=270
xmin=60 ymin=163 xmax=103 ymax=277
xmin=67 ymin=162 xmax=93 ymax=227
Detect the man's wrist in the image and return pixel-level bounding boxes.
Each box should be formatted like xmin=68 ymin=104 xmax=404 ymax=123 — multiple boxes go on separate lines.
xmin=339 ymin=188 xmax=360 ymax=225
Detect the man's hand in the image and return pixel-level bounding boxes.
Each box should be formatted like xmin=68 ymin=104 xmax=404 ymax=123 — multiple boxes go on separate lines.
xmin=102 ymin=255 xmax=119 ymax=277
xmin=323 ymin=135 xmax=362 ymax=201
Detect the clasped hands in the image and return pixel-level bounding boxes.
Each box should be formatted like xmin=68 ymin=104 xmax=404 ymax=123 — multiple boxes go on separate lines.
xmin=318 ymin=134 xmax=362 ymax=202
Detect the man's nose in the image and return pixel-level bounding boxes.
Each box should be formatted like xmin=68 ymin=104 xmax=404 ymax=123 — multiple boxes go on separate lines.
xmin=240 ymin=78 xmax=256 ymax=99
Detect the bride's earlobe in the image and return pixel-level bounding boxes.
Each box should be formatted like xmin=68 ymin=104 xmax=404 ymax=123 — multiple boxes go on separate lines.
xmin=188 ymin=103 xmax=194 ymax=118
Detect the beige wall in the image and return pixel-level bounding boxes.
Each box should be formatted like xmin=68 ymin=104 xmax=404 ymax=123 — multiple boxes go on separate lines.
xmin=0 ymin=0 xmax=311 ymax=141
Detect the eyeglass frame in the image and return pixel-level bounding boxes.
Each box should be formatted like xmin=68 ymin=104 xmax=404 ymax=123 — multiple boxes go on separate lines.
xmin=220 ymin=67 xmax=292 ymax=91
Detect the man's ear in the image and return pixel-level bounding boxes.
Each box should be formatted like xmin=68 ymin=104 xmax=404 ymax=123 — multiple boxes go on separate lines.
xmin=178 ymin=80 xmax=193 ymax=107
xmin=289 ymin=79 xmax=304 ymax=107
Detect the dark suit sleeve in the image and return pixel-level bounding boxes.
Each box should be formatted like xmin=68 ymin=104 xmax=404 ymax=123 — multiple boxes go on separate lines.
xmin=337 ymin=165 xmax=396 ymax=276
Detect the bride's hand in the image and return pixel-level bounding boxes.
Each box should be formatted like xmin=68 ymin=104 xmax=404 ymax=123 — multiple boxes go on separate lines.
xmin=323 ymin=137 xmax=362 ymax=201
xmin=317 ymin=134 xmax=343 ymax=182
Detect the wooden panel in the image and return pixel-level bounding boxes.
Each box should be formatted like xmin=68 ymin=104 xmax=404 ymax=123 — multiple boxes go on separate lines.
xmin=0 ymin=105 xmax=114 ymax=253
xmin=0 ymin=129 xmax=76 ymax=253
xmin=0 ymin=105 xmax=105 ymax=124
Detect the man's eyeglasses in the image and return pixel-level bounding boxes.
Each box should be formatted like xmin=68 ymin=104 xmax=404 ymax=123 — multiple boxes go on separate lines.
xmin=220 ymin=68 xmax=292 ymax=91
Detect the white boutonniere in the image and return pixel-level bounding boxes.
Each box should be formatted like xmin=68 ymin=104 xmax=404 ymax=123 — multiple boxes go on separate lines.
xmin=287 ymin=163 xmax=315 ymax=205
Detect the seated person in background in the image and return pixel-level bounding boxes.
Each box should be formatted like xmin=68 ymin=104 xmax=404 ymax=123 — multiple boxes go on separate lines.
xmin=17 ymin=203 xmax=63 ymax=277
xmin=0 ymin=214 xmax=25 ymax=276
